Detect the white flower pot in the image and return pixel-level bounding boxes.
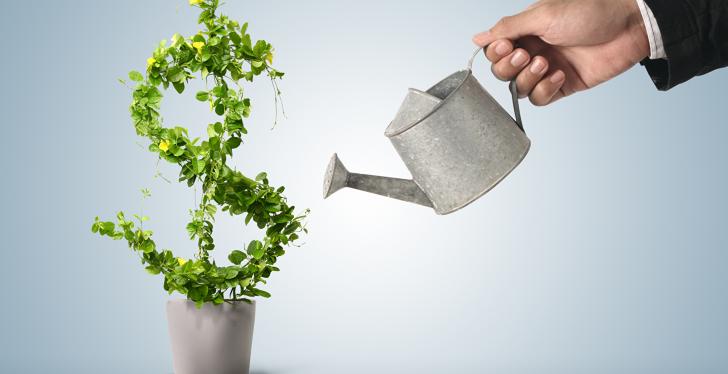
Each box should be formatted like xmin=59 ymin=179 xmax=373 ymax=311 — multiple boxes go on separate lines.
xmin=167 ymin=299 xmax=256 ymax=374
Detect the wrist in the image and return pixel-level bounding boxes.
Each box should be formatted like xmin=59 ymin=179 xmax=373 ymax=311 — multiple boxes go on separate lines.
xmin=626 ymin=0 xmax=650 ymax=60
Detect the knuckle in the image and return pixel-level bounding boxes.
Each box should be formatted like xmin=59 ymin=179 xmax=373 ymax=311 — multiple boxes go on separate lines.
xmin=493 ymin=16 xmax=513 ymax=32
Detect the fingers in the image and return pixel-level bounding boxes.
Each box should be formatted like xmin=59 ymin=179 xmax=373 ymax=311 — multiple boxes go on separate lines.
xmin=491 ymin=48 xmax=531 ymax=81
xmin=472 ymin=7 xmax=546 ymax=47
xmin=491 ymin=51 xmax=563 ymax=105
xmin=515 ymin=56 xmax=549 ymax=98
xmin=479 ymin=37 xmax=567 ymax=106
xmin=529 ymin=70 xmax=566 ymax=106
xmin=485 ymin=39 xmax=514 ymax=63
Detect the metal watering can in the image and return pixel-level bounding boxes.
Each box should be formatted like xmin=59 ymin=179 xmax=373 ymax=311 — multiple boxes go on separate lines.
xmin=323 ymin=48 xmax=531 ymax=215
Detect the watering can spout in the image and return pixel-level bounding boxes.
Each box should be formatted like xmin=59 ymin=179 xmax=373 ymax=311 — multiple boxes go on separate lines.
xmin=323 ymin=154 xmax=433 ymax=208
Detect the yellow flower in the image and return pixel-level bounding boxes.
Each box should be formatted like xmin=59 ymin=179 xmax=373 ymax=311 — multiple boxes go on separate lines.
xmin=265 ymin=50 xmax=274 ymax=65
xmin=189 ymin=0 xmax=204 ymax=5
xmin=192 ymin=41 xmax=205 ymax=53
xmin=177 ymin=257 xmax=188 ymax=266
xmin=147 ymin=57 xmax=156 ymax=68
xmin=159 ymin=139 xmax=170 ymax=152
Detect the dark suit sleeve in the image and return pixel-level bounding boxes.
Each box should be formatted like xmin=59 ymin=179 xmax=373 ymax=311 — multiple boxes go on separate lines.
xmin=641 ymin=0 xmax=728 ymax=90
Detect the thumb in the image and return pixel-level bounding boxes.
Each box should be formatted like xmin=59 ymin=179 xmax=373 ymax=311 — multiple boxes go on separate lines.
xmin=472 ymin=8 xmax=547 ymax=46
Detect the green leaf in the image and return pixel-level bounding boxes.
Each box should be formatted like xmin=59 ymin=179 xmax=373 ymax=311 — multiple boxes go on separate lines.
xmin=188 ymin=287 xmax=201 ymax=301
xmin=213 ymin=122 xmax=224 ymax=134
xmin=100 ymin=222 xmax=115 ymax=235
xmin=167 ymin=67 xmax=186 ymax=83
xmin=140 ymin=240 xmax=156 ymax=253
xmin=228 ymin=250 xmax=246 ymax=265
xmin=212 ymin=85 xmax=227 ymax=97
xmin=251 ymin=288 xmax=271 ymax=298
xmin=229 ymin=32 xmax=241 ymax=45
xmin=247 ymin=240 xmax=264 ymax=259
xmin=198 ymin=9 xmax=212 ymax=24
xmin=192 ymin=158 xmax=206 ymax=173
xmin=253 ymin=40 xmax=268 ymax=55
xmin=173 ymin=81 xmax=185 ymax=94
xmin=215 ymin=103 xmax=225 ymax=115
xmin=225 ymin=137 xmax=241 ymax=149
xmin=198 ymin=285 xmax=209 ymax=298
xmin=171 ymin=33 xmax=184 ymax=47
xmin=225 ymin=268 xmax=239 ymax=279
xmin=227 ymin=119 xmax=244 ymax=131
xmin=172 ymin=145 xmax=185 ymax=157
xmin=207 ymin=123 xmax=218 ymax=137
xmin=128 ymin=70 xmax=144 ymax=82
xmin=196 ymin=91 xmax=209 ymax=101
xmin=255 ymin=172 xmax=267 ymax=182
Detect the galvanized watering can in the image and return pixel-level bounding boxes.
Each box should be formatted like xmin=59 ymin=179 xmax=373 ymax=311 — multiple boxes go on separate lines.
xmin=323 ymin=48 xmax=531 ymax=215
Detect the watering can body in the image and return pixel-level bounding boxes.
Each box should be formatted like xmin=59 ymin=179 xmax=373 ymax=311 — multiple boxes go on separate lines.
xmin=324 ymin=50 xmax=530 ymax=215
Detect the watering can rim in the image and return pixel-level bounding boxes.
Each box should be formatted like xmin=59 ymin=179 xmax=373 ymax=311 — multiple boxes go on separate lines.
xmin=384 ymin=68 xmax=474 ymax=138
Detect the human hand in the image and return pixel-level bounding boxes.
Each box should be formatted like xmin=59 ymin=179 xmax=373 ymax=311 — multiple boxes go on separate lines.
xmin=472 ymin=0 xmax=650 ymax=105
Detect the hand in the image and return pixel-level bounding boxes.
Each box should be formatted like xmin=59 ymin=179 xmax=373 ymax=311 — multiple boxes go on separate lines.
xmin=472 ymin=0 xmax=650 ymax=106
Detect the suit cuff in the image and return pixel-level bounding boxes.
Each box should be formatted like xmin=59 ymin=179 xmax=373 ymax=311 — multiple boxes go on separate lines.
xmin=635 ymin=0 xmax=666 ymax=59
xmin=640 ymin=0 xmax=703 ymax=91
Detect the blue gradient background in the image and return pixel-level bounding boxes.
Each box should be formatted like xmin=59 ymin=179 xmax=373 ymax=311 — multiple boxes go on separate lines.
xmin=1 ymin=0 xmax=727 ymax=373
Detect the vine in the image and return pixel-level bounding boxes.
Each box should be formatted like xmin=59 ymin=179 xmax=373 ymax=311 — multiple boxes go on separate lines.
xmin=92 ymin=0 xmax=308 ymax=307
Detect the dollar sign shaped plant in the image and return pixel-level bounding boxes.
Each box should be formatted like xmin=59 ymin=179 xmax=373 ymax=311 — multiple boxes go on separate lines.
xmin=92 ymin=0 xmax=308 ymax=307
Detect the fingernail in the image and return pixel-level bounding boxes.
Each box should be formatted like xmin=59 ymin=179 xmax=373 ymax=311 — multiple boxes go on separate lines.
xmin=530 ymin=59 xmax=545 ymax=74
xmin=550 ymin=70 xmax=565 ymax=83
xmin=495 ymin=41 xmax=510 ymax=56
xmin=510 ymin=50 xmax=528 ymax=67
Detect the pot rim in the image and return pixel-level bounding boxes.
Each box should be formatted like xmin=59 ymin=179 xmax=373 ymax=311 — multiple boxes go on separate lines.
xmin=167 ymin=298 xmax=257 ymax=305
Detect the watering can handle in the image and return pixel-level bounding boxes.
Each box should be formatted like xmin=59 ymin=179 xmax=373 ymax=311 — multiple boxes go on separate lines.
xmin=468 ymin=47 xmax=524 ymax=133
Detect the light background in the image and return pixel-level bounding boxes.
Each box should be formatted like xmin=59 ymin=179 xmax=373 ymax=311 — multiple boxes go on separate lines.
xmin=1 ymin=0 xmax=727 ymax=373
